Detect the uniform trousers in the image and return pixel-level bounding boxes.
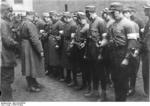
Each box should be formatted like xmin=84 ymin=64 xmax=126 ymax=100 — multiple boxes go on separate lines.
xmin=69 ymin=45 xmax=80 ymax=84
xmin=111 ymin=46 xmax=129 ymax=101
xmin=128 ymin=56 xmax=140 ymax=90
xmin=90 ymin=60 xmax=107 ymax=91
xmin=103 ymin=47 xmax=113 ymax=85
xmin=141 ymin=51 xmax=149 ymax=96
xmin=1 ymin=67 xmax=14 ymax=101
xmin=80 ymin=59 xmax=91 ymax=88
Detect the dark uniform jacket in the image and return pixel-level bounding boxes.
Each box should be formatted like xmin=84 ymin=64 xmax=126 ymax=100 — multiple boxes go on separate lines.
xmin=110 ymin=18 xmax=139 ymax=48
xmin=48 ymin=20 xmax=64 ymax=66
xmin=88 ymin=16 xmax=107 ymax=61
xmin=61 ymin=20 xmax=77 ymax=69
xmin=75 ymin=23 xmax=89 ymax=43
xmin=70 ymin=23 xmax=89 ymax=67
xmin=110 ymin=17 xmax=140 ymax=59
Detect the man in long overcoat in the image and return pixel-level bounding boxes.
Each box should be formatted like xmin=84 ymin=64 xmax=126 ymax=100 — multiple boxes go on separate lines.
xmin=74 ymin=12 xmax=90 ymax=90
xmin=0 ymin=2 xmax=18 ymax=101
xmin=20 ymin=11 xmax=45 ymax=92
xmin=61 ymin=12 xmax=77 ymax=84
xmin=48 ymin=12 xmax=64 ymax=79
xmin=41 ymin=13 xmax=52 ymax=73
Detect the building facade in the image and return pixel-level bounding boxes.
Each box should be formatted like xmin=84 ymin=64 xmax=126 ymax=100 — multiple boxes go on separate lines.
xmin=2 ymin=0 xmax=33 ymax=13
xmin=2 ymin=0 xmax=149 ymax=21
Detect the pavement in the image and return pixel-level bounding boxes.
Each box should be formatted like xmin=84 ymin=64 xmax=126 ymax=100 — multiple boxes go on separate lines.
xmin=5 ymin=60 xmax=150 ymax=102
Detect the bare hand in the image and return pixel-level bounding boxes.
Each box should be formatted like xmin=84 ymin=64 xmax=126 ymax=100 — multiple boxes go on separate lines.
xmin=40 ymin=52 xmax=44 ymax=57
xmin=121 ymin=58 xmax=129 ymax=66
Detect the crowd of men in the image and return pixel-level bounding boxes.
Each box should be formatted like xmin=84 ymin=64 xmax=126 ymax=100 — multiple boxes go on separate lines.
xmin=0 ymin=1 xmax=150 ymax=102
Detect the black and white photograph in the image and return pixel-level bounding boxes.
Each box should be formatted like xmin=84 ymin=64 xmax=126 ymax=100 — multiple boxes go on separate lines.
xmin=0 ymin=0 xmax=150 ymax=103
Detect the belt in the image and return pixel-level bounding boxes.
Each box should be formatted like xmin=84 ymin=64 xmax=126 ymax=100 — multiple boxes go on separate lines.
xmin=64 ymin=37 xmax=71 ymax=40
xmin=21 ymin=37 xmax=29 ymax=41
xmin=113 ymin=45 xmax=126 ymax=50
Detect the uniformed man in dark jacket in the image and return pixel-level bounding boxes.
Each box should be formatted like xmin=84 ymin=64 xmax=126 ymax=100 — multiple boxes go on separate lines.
xmin=109 ymin=2 xmax=141 ymax=101
xmin=48 ymin=12 xmax=64 ymax=80
xmin=61 ymin=12 xmax=77 ymax=85
xmin=74 ymin=12 xmax=90 ymax=90
xmin=40 ymin=12 xmax=51 ymax=73
xmin=101 ymin=8 xmax=115 ymax=88
xmin=142 ymin=2 xmax=150 ymax=97
xmin=84 ymin=6 xmax=108 ymax=101
xmin=0 ymin=2 xmax=19 ymax=101
xmin=123 ymin=7 xmax=141 ymax=96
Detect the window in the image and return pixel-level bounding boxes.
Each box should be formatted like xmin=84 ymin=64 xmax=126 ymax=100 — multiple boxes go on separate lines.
xmin=14 ymin=0 xmax=23 ymax=4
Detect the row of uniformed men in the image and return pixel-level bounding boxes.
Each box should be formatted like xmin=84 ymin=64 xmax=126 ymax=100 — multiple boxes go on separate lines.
xmin=1 ymin=1 xmax=149 ymax=101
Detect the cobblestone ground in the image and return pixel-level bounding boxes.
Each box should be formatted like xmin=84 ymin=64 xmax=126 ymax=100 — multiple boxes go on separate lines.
xmin=10 ymin=60 xmax=149 ymax=102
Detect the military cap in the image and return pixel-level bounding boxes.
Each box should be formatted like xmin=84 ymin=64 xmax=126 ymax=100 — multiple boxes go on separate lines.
xmin=85 ymin=5 xmax=96 ymax=13
xmin=123 ymin=7 xmax=132 ymax=13
xmin=42 ymin=12 xmax=49 ymax=17
xmin=56 ymin=12 xmax=62 ymax=17
xmin=49 ymin=11 xmax=55 ymax=16
xmin=128 ymin=6 xmax=136 ymax=12
xmin=144 ymin=2 xmax=150 ymax=8
xmin=109 ymin=2 xmax=123 ymax=12
xmin=50 ymin=11 xmax=59 ymax=17
xmin=63 ymin=12 xmax=72 ymax=18
xmin=77 ymin=12 xmax=86 ymax=19
xmin=53 ymin=12 xmax=59 ymax=16
xmin=71 ymin=11 xmax=78 ymax=17
xmin=26 ymin=11 xmax=36 ymax=16
xmin=58 ymin=12 xmax=63 ymax=17
xmin=101 ymin=8 xmax=111 ymax=14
